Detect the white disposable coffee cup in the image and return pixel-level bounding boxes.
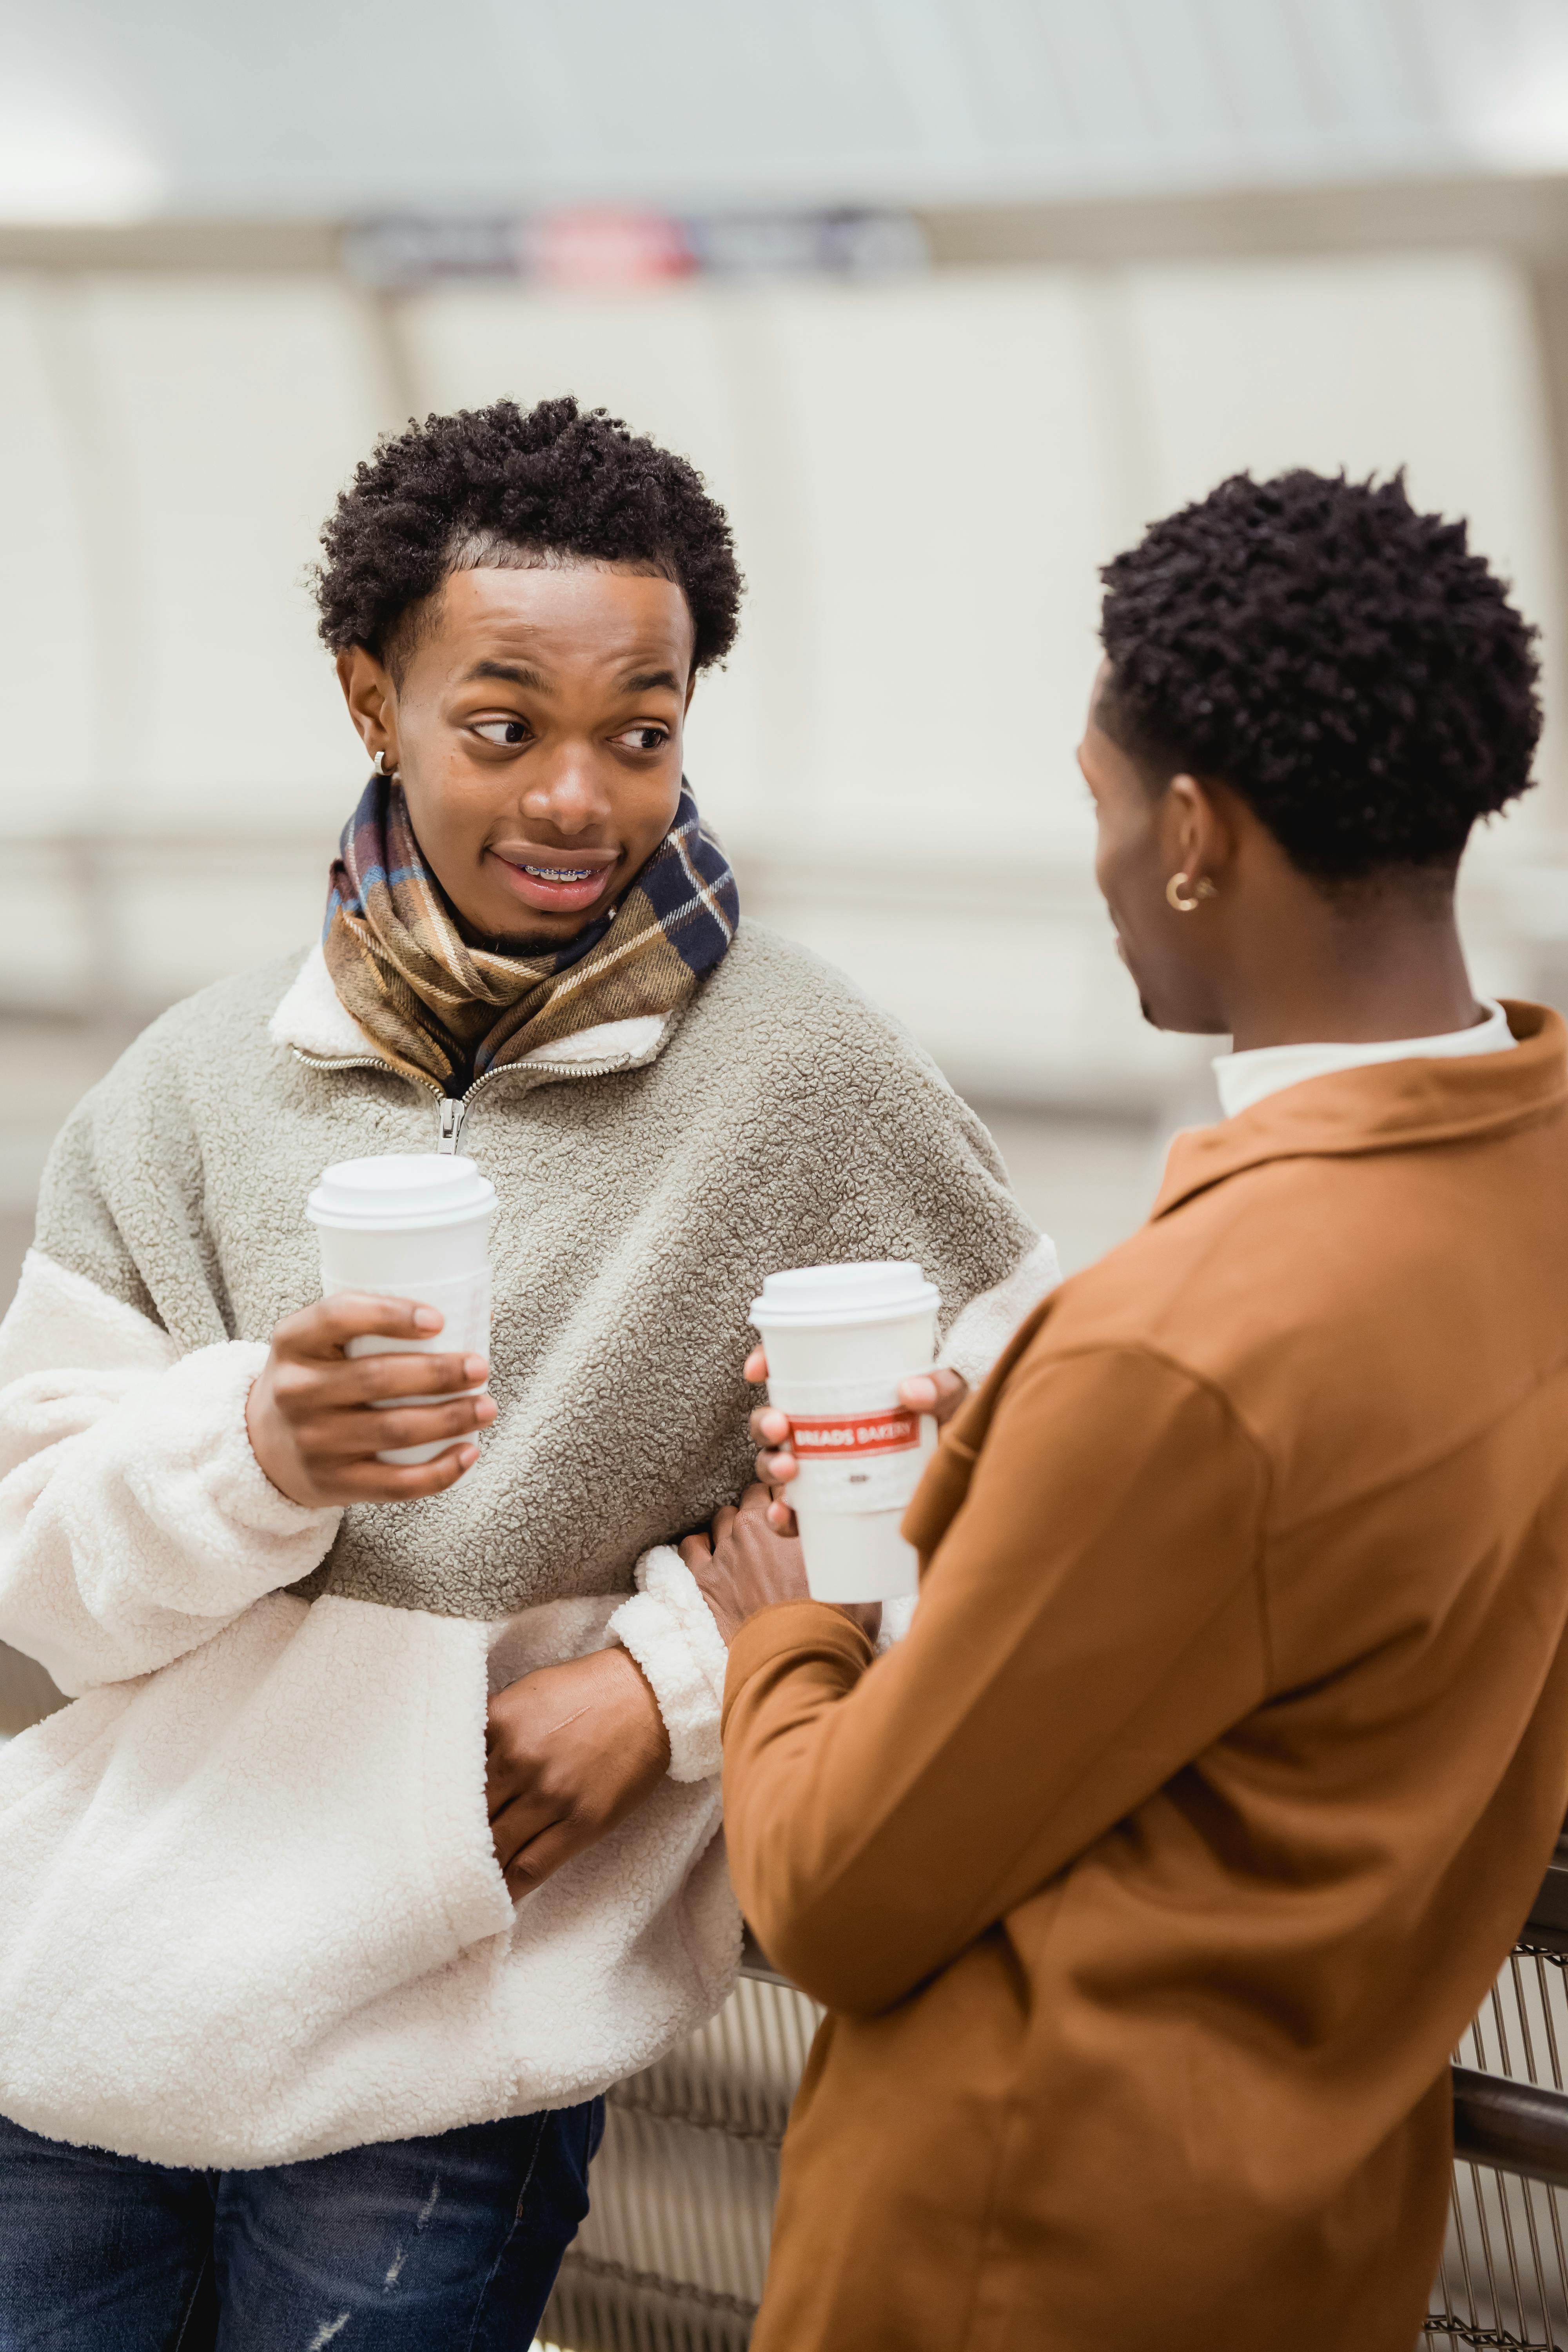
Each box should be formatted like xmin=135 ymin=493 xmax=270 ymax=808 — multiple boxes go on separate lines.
xmin=750 ymin=1261 xmax=941 ymax=1605
xmin=306 ymin=1154 xmax=498 ymax=1466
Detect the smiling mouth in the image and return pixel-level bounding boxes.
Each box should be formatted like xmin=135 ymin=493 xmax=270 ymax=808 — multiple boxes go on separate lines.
xmin=490 ymin=847 xmax=619 ymax=918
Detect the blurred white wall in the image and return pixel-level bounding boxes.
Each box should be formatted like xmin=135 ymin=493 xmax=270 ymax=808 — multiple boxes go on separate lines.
xmin=1 ymin=241 xmax=1564 ymax=1141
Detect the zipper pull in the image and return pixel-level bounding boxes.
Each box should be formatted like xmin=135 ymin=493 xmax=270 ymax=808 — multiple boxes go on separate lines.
xmin=438 ymin=1097 xmax=463 ymax=1155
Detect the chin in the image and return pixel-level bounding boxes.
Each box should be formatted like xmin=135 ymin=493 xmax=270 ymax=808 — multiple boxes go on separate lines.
xmin=1121 ymin=959 xmax=1165 ymax=1031
xmin=1124 ymin=962 xmax=1184 ymax=1036
xmin=1136 ymin=995 xmax=1186 ymax=1033
xmin=1139 ymin=997 xmax=1231 ymax=1038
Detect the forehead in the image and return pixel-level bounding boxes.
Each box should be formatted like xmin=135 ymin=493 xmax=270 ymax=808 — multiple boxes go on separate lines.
xmin=413 ymin=562 xmax=694 ymax=682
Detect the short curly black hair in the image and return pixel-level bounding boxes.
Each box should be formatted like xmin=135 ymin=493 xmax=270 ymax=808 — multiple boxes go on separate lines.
xmin=1097 ymin=468 xmax=1541 ymax=880
xmin=314 ymin=394 xmax=743 ymax=677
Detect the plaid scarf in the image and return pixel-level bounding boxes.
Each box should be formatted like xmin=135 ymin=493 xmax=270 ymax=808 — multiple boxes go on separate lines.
xmin=322 ymin=775 xmax=739 ymax=1090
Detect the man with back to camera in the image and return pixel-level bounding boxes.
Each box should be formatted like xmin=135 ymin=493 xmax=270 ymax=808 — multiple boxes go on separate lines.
xmin=685 ymin=468 xmax=1568 ymax=2350
xmin=0 ymin=395 xmax=1054 ymax=2346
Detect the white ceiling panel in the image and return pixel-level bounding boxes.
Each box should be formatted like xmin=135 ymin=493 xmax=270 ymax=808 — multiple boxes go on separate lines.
xmin=2 ymin=0 xmax=1567 ymax=221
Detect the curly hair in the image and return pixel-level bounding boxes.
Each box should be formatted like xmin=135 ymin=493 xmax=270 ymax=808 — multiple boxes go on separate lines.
xmin=1097 ymin=468 xmax=1541 ymax=880
xmin=314 ymin=395 xmax=743 ymax=676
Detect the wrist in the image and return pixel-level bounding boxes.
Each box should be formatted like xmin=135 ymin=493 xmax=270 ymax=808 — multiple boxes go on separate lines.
xmin=243 ymin=1379 xmax=311 ymax=1510
xmin=606 ymin=1643 xmax=672 ymax=1770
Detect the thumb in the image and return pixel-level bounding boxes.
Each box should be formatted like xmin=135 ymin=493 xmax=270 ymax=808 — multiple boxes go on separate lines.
xmin=899 ymin=1365 xmax=969 ymax=1425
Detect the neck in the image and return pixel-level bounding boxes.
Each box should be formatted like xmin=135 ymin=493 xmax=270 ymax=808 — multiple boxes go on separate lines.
xmin=1221 ymin=879 xmax=1481 ymax=1055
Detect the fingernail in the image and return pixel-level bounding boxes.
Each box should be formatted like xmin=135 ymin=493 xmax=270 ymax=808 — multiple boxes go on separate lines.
xmin=475 ymin=1397 xmax=497 ymax=1424
xmin=459 ymin=1445 xmax=479 ymax=1470
xmin=464 ymin=1356 xmax=489 ymax=1382
xmin=413 ymin=1308 xmax=443 ymax=1332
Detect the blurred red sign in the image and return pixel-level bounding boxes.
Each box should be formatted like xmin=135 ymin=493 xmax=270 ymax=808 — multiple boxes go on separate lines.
xmin=521 ymin=208 xmax=695 ymax=290
xmin=343 ymin=208 xmax=926 ymax=289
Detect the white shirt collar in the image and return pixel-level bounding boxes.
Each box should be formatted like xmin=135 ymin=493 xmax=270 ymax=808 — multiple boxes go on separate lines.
xmin=1212 ymin=1001 xmax=1516 ymax=1121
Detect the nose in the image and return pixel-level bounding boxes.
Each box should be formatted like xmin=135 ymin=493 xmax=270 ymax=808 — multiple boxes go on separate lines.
xmin=518 ymin=740 xmax=612 ymax=838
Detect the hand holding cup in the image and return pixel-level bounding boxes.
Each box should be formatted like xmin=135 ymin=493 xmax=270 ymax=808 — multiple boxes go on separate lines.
xmin=747 ymin=1348 xmax=971 ymax=1535
xmin=266 ymin=1150 xmax=501 ymax=1504
xmin=247 ymin=1294 xmax=494 ymax=1507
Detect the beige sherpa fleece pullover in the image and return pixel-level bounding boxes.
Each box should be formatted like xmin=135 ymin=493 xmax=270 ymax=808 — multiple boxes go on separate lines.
xmin=0 ymin=923 xmax=1054 ymax=2167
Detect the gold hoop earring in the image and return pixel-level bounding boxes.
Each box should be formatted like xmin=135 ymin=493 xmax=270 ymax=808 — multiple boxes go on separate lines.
xmin=1166 ymin=871 xmax=1216 ymax=913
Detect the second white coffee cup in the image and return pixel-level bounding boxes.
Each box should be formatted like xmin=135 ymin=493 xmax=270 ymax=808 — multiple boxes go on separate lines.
xmin=750 ymin=1260 xmax=941 ymax=1604
xmin=307 ymin=1153 xmax=498 ymax=1466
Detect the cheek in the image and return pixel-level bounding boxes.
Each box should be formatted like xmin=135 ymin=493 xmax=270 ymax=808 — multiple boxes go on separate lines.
xmin=410 ymin=724 xmax=505 ymax=804
xmin=629 ymin=758 xmax=684 ymax=840
xmin=1094 ymin=819 xmax=1142 ymax=923
xmin=1093 ymin=817 xmax=1171 ymax=986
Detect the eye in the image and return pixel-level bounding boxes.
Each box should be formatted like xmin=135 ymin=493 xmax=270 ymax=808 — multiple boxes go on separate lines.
xmin=615 ymin=724 xmax=670 ymax=753
xmin=474 ymin=719 xmax=529 ymax=746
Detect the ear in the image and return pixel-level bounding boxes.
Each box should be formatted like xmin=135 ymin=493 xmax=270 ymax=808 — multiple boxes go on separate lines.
xmin=336 ymin=646 xmax=400 ymax=770
xmin=1166 ymin=773 xmax=1236 ymax=890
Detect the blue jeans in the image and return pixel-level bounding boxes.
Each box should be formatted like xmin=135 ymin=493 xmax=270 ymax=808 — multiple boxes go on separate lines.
xmin=0 ymin=2101 xmax=603 ymax=2350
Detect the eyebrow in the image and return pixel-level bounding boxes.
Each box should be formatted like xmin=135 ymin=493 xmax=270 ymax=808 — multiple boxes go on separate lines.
xmin=464 ymin=658 xmax=682 ymax=697
xmin=466 ymin=659 xmax=549 ymax=690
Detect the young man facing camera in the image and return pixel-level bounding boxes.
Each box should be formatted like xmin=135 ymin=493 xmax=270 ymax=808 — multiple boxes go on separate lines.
xmin=0 ymin=397 xmax=1051 ymax=2346
xmin=692 ymin=471 xmax=1568 ymax=2352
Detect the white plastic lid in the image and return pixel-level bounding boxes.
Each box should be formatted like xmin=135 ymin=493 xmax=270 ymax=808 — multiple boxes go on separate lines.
xmin=306 ymin=1153 xmax=497 ymax=1232
xmin=750 ymin=1260 xmax=939 ymax=1329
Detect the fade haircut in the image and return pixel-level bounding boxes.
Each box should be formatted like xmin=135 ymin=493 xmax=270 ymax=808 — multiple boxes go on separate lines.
xmin=1098 ymin=468 xmax=1541 ymax=882
xmin=315 ymin=395 xmax=744 ymax=681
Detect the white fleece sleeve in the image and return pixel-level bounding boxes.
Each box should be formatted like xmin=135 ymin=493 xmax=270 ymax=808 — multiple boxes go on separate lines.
xmin=0 ymin=1252 xmax=341 ymax=1695
xmin=608 ymin=1543 xmax=729 ymax=1782
xmin=940 ymin=1233 xmax=1060 ymax=1388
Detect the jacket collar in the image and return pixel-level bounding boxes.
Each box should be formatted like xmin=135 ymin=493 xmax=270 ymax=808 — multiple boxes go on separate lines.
xmin=268 ymin=942 xmax=673 ymax=1080
xmin=1154 ymin=1001 xmax=1568 ymax=1220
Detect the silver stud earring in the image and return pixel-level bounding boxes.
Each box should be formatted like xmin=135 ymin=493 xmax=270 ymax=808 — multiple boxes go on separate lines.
xmin=372 ymin=750 xmax=387 ymax=777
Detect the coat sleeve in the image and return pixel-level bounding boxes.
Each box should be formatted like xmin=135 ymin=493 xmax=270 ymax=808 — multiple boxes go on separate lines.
xmin=719 ymin=1341 xmax=1270 ymax=2014
xmin=0 ymin=1250 xmax=341 ymax=1695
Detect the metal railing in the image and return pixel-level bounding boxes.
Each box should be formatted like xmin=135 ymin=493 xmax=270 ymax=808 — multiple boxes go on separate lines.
xmin=1425 ymin=1843 xmax=1568 ymax=2350
xmin=542 ymin=1952 xmax=817 ymax=2352
xmin=546 ymin=1876 xmax=1568 ymax=2352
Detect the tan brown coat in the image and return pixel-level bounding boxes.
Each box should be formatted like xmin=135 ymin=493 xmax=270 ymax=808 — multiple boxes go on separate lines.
xmin=723 ymin=1005 xmax=1568 ymax=2352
